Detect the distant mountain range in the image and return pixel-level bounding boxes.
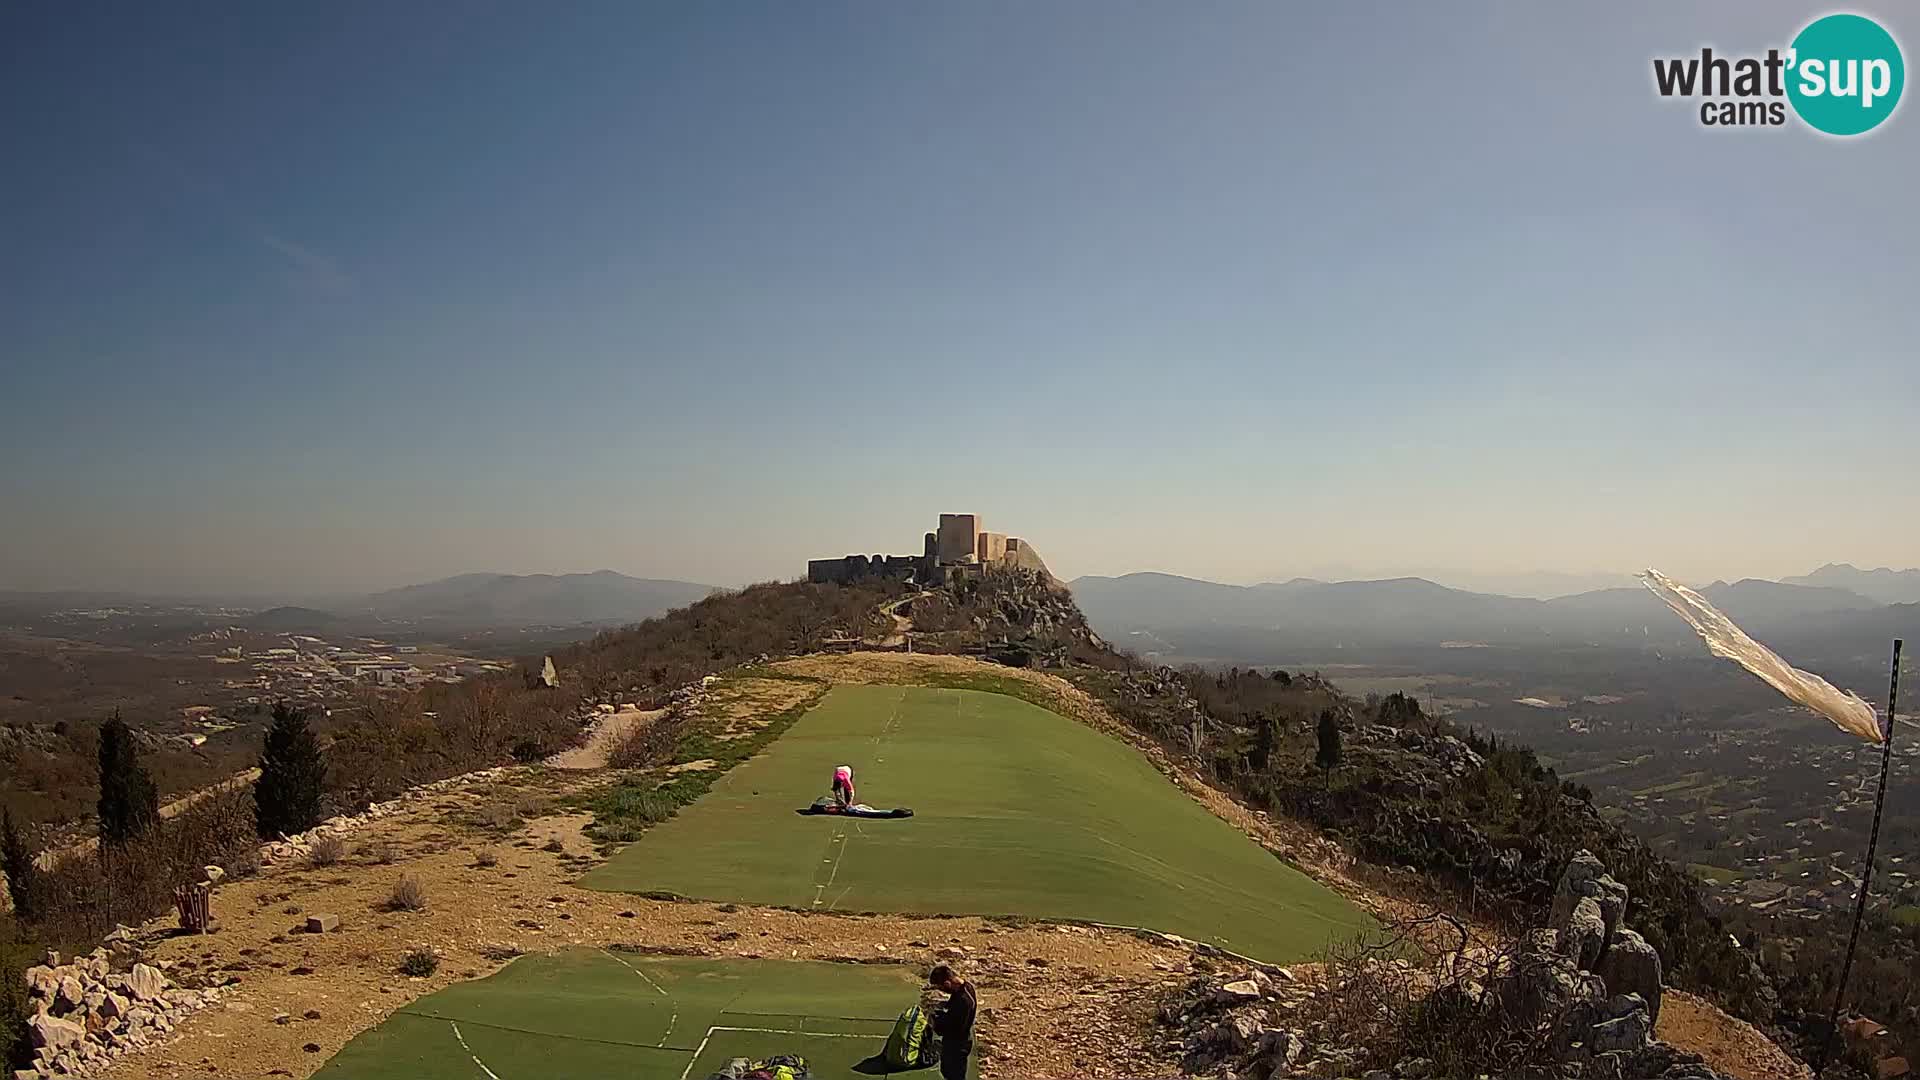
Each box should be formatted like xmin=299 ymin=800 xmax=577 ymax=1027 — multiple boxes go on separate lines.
xmin=356 ymin=571 xmax=716 ymax=627
xmin=246 ymin=605 xmax=354 ymax=631
xmin=1781 ymin=563 xmax=1920 ymax=606
xmin=1068 ymin=570 xmax=1912 ymax=656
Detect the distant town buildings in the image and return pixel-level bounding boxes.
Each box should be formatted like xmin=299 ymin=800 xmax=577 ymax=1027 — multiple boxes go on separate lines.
xmin=197 ymin=631 xmax=508 ymax=702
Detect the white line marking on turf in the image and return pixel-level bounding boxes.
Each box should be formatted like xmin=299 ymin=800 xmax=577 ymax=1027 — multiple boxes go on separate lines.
xmin=870 ymin=692 xmax=902 ymax=761
xmin=598 ymin=948 xmax=677 ymax=1046
xmin=710 ymin=1026 xmax=872 ymax=1037
xmin=677 ymin=1030 xmax=714 ymax=1080
xmin=812 ymin=828 xmax=849 ymax=907
xmin=449 ymin=1021 xmax=504 ymax=1080
xmin=677 ymin=1021 xmax=879 ymax=1077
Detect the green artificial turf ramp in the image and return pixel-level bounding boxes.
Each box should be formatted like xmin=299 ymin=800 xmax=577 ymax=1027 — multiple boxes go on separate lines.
xmin=312 ymin=951 xmax=939 ymax=1080
xmin=583 ymin=684 xmax=1371 ymax=962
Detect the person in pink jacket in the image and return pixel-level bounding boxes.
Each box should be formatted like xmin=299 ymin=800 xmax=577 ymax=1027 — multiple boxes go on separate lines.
xmin=830 ymin=765 xmax=856 ymax=808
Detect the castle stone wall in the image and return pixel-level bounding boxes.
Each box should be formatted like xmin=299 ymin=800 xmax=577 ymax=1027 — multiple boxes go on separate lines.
xmin=937 ymin=513 xmax=980 ymax=563
xmin=807 ymin=514 xmax=1050 ymax=585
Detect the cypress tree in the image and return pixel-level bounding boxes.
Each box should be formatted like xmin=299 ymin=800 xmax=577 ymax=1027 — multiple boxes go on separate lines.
xmin=1 ymin=807 xmax=36 ymax=919
xmin=255 ymin=703 xmax=328 ymax=839
xmin=1248 ymin=714 xmax=1277 ymax=773
xmin=1315 ymin=707 xmax=1343 ymax=774
xmin=97 ymin=712 xmax=160 ymax=845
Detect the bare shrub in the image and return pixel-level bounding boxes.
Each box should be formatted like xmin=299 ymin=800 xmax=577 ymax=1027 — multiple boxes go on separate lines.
xmin=1306 ymin=913 xmax=1561 ymax=1078
xmin=473 ymin=848 xmax=499 ymax=868
xmin=476 ymin=803 xmax=519 ymax=833
xmin=308 ymin=834 xmax=347 ymax=867
xmin=362 ymin=840 xmax=396 ymax=866
xmin=320 ymin=580 xmax=898 ymax=806
xmin=22 ymin=786 xmax=259 ymax=946
xmin=607 ymin=715 xmax=682 ymax=770
xmin=398 ymin=945 xmax=439 ymax=977
xmin=383 ymin=875 xmax=427 ymax=913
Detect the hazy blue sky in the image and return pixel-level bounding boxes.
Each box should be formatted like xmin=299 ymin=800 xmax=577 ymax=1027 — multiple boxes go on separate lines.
xmin=4 ymin=3 xmax=1916 ymax=596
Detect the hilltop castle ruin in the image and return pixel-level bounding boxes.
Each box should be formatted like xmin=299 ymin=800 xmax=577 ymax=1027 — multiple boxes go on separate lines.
xmin=807 ymin=513 xmax=1050 ymax=585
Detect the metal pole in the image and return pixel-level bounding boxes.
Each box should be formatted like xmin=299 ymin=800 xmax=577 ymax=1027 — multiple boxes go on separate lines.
xmin=1817 ymin=638 xmax=1902 ymax=1074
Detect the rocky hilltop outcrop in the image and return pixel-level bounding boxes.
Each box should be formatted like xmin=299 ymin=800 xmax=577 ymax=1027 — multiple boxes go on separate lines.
xmin=1162 ymin=851 xmax=1738 ymax=1080
xmin=905 ymin=567 xmax=1104 ymax=666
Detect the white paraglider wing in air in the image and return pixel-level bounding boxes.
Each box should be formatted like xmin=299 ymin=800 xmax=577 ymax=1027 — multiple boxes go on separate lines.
xmin=1639 ymin=568 xmax=1882 ymax=743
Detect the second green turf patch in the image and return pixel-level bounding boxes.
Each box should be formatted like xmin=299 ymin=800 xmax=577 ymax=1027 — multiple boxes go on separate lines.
xmin=314 ymin=951 xmax=934 ymax=1080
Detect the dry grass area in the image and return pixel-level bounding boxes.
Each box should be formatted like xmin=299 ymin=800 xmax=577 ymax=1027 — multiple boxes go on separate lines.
xmin=775 ymin=652 xmax=1115 ymax=731
xmin=1658 ymin=990 xmax=1810 ymax=1080
xmin=702 ymin=675 xmax=823 ymax=740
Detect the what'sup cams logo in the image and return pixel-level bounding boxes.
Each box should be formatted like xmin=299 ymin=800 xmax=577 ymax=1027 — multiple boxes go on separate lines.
xmin=1653 ymin=12 xmax=1904 ymax=135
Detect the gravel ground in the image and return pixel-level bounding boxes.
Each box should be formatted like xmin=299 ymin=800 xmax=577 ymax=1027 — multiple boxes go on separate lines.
xmin=1657 ymin=990 xmax=1810 ymax=1080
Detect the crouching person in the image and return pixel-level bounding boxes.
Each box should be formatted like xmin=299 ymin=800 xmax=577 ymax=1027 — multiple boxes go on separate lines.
xmin=929 ymin=964 xmax=976 ymax=1080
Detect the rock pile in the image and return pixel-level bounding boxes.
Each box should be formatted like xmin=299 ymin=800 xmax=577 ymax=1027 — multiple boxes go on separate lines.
xmin=987 ymin=568 xmax=1098 ymax=647
xmin=1161 ymin=852 xmax=1737 ymax=1080
xmin=1504 ymin=848 xmax=1681 ymax=1078
xmin=1159 ymin=964 xmax=1334 ymax=1080
xmin=258 ymin=765 xmax=514 ymax=865
xmin=1352 ymin=725 xmax=1486 ymax=782
xmin=1109 ymin=667 xmax=1215 ymax=752
xmin=927 ymin=567 xmax=1101 ymax=663
xmin=17 ymin=940 xmax=224 ymax=1079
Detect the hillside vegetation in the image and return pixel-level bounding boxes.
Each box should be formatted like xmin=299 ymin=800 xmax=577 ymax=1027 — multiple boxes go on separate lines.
xmin=9 ymin=567 xmax=1909 ymax=1072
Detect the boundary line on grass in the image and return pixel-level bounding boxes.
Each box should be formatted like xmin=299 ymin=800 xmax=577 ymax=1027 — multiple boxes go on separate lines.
xmin=812 ymin=828 xmax=850 ymax=909
xmin=403 ymin=1011 xmax=673 ymax=1050
xmin=675 ymin=1025 xmax=878 ymax=1080
xmin=600 ymin=947 xmax=680 ymax=1046
xmin=449 ymin=1021 xmax=504 ymax=1080
xmin=814 ymin=686 xmax=905 ymax=910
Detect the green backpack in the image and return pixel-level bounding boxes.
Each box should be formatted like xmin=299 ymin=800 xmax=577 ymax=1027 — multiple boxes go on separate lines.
xmin=883 ymin=1004 xmax=940 ymax=1069
xmin=763 ymin=1055 xmax=808 ymax=1080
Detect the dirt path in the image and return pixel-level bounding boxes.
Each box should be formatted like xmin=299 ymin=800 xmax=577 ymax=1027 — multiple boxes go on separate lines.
xmin=868 ymin=591 xmax=929 ymax=648
xmin=31 ymin=767 xmax=265 ymax=871
xmin=160 ymin=768 xmax=261 ymax=816
xmin=546 ymin=706 xmax=661 ymax=770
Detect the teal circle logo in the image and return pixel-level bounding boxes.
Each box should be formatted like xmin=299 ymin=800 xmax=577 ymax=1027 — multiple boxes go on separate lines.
xmin=1786 ymin=13 xmax=1904 ymax=135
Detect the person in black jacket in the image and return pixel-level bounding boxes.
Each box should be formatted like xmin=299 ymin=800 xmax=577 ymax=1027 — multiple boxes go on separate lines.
xmin=928 ymin=964 xmax=976 ymax=1080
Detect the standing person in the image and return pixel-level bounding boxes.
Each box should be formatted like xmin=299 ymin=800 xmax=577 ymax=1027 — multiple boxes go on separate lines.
xmin=928 ymin=964 xmax=976 ymax=1080
xmin=830 ymin=765 xmax=856 ymax=809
